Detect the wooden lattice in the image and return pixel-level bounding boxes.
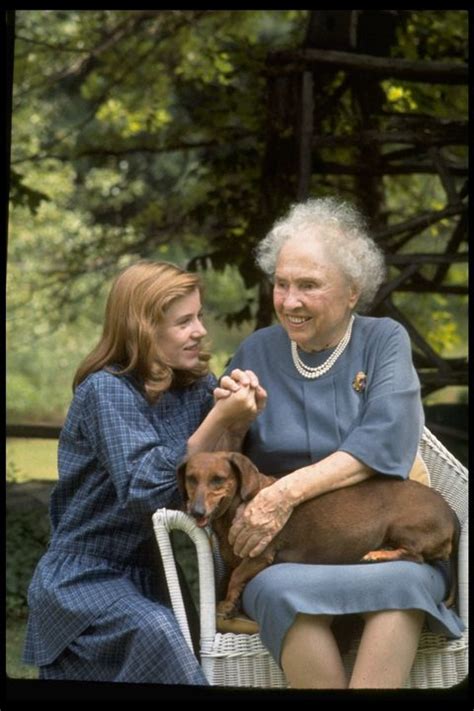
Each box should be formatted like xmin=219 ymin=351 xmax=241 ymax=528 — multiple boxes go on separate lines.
xmin=257 ymin=11 xmax=467 ymax=405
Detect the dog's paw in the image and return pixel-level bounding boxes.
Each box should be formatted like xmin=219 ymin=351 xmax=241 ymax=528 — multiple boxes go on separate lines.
xmin=217 ymin=599 xmax=238 ymax=619
xmin=361 ymin=550 xmax=385 ymax=562
xmin=361 ymin=548 xmax=406 ymax=563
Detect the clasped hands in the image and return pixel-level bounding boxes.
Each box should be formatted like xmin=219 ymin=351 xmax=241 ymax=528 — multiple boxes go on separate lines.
xmin=214 ymin=369 xmax=294 ymax=559
xmin=213 ymin=368 xmax=267 ymax=422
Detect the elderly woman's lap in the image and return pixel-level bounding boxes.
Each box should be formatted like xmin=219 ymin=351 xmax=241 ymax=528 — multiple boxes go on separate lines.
xmin=243 ymin=561 xmax=447 ymax=610
xmin=241 ymin=561 xmax=451 ymax=665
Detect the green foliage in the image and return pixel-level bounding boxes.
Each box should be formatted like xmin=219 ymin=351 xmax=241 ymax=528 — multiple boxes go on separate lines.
xmin=395 ymin=10 xmax=468 ymax=62
xmin=9 ymin=10 xmax=308 ymax=325
xmin=395 ymin=291 xmax=467 ymax=356
xmin=6 ymin=506 xmax=50 ymax=618
xmin=9 ymin=169 xmax=50 ymax=214
xmin=7 ymin=315 xmax=103 ymax=422
xmin=7 ymin=10 xmax=468 ymax=420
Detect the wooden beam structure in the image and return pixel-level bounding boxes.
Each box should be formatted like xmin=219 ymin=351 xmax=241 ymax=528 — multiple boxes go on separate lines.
xmin=259 ymin=10 xmax=468 ymax=398
xmin=267 ymin=47 xmax=468 ymax=85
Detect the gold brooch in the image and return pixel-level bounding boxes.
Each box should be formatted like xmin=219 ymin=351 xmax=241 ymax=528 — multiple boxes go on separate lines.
xmin=352 ymin=371 xmax=367 ymax=392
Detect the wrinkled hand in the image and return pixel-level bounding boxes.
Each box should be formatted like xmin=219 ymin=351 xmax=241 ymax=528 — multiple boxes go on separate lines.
xmin=229 ymin=483 xmax=294 ymax=559
xmin=214 ymin=369 xmax=267 ymax=416
xmin=212 ymin=382 xmax=259 ymax=427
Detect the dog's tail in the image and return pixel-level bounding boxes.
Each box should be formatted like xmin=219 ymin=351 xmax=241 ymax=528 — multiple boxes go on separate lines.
xmin=444 ymin=511 xmax=461 ymax=609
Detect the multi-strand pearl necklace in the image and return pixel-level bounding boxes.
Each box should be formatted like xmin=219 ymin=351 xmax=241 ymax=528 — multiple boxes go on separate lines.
xmin=290 ymin=315 xmax=355 ymax=379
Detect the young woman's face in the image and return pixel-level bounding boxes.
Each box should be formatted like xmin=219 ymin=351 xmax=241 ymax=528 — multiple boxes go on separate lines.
xmin=156 ymin=289 xmax=207 ymax=370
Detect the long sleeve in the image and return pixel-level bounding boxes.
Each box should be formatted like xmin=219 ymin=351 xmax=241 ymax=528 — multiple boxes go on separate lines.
xmin=81 ymin=385 xmax=186 ymax=512
xmin=55 ymin=371 xmax=215 ymax=529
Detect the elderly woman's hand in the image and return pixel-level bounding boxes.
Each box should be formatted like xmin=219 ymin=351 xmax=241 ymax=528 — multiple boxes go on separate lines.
xmin=212 ymin=381 xmax=259 ymax=426
xmin=228 ymin=480 xmax=294 ymax=559
xmin=214 ymin=368 xmax=267 ymax=416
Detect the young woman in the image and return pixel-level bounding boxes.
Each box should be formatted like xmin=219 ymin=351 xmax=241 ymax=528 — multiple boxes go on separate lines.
xmin=23 ymin=260 xmax=264 ymax=684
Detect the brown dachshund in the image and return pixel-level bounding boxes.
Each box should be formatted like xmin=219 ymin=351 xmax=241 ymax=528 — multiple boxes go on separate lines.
xmin=177 ymin=451 xmax=459 ymax=619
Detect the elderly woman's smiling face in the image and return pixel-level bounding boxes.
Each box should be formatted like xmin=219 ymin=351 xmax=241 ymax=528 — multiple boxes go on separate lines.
xmin=273 ymin=232 xmax=359 ymax=353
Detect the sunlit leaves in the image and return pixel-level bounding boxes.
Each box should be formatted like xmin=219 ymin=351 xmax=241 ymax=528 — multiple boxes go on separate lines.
xmin=382 ymin=82 xmax=418 ymax=111
xmin=395 ymin=10 xmax=468 ymax=62
xmin=7 ymin=9 xmax=468 ymax=419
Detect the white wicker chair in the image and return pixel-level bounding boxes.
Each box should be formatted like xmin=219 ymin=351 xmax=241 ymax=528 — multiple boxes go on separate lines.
xmin=152 ymin=427 xmax=468 ymax=688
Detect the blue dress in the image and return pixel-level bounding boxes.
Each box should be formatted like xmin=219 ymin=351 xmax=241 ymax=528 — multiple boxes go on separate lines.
xmin=226 ymin=315 xmax=465 ymax=665
xmin=23 ymin=369 xmax=216 ymax=684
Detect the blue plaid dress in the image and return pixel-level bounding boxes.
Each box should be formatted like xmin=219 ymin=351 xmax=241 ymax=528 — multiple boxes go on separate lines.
xmin=23 ymin=369 xmax=216 ymax=684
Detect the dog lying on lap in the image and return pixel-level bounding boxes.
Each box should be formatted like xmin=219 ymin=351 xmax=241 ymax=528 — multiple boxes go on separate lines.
xmin=177 ymin=451 xmax=458 ymax=620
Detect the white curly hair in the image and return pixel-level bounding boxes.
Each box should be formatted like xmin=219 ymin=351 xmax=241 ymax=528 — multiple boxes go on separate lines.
xmin=255 ymin=197 xmax=386 ymax=313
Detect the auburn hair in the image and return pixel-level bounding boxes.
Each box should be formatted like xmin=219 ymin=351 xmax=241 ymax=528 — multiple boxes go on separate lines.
xmin=73 ymin=260 xmax=210 ymax=402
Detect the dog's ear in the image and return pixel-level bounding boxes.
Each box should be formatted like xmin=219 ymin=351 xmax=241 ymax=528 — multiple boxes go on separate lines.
xmin=176 ymin=459 xmax=188 ymax=505
xmin=228 ymin=452 xmax=262 ymax=502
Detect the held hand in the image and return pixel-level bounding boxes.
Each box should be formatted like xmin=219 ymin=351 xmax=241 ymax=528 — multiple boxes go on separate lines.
xmin=212 ymin=382 xmax=259 ymax=427
xmin=214 ymin=369 xmax=267 ymax=417
xmin=214 ymin=383 xmax=267 ymax=414
xmin=228 ymin=368 xmax=261 ymax=390
xmin=254 ymin=385 xmax=267 ymax=414
xmin=228 ymin=483 xmax=293 ymax=559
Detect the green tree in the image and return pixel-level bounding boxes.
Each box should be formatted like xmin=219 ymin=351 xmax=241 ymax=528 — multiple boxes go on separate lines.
xmin=7 ymin=10 xmax=468 ymax=421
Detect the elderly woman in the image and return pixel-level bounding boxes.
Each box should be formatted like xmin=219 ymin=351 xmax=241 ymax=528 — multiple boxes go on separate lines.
xmin=218 ymin=198 xmax=464 ymax=688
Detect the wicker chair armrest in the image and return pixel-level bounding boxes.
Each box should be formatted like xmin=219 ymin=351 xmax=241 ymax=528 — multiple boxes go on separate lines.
xmin=420 ymin=428 xmax=468 ymax=523
xmin=152 ymin=508 xmax=217 ymax=653
xmin=458 ymin=516 xmax=468 ymax=628
xmin=418 ymin=427 xmax=468 ymax=633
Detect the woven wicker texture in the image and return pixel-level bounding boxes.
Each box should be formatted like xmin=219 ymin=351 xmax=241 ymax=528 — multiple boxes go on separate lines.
xmin=152 ymin=427 xmax=468 ymax=688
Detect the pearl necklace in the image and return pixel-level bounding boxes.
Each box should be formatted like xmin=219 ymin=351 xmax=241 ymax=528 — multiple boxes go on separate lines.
xmin=290 ymin=315 xmax=355 ymax=379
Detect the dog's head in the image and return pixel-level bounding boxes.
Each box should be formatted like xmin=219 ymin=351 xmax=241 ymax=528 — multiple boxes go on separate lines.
xmin=177 ymin=451 xmax=263 ymax=528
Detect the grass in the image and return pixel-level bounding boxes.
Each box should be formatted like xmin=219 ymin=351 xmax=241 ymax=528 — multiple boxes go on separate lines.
xmin=6 ymin=617 xmax=38 ymax=680
xmin=6 ymin=438 xmax=58 ymax=482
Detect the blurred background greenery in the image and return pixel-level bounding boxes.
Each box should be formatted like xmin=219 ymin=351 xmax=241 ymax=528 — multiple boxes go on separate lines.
xmin=7 ymin=9 xmax=467 ymax=426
